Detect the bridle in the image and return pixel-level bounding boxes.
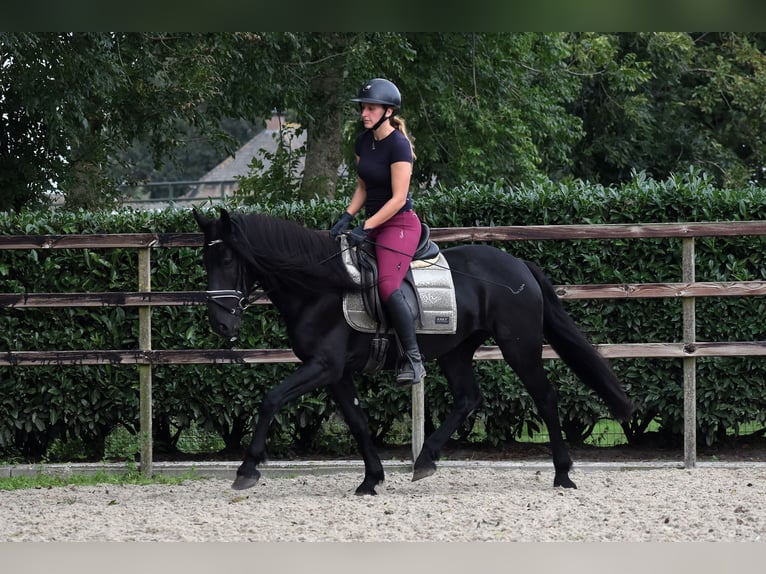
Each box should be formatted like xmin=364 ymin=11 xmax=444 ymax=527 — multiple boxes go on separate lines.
xmin=204 ymin=239 xmax=262 ymax=316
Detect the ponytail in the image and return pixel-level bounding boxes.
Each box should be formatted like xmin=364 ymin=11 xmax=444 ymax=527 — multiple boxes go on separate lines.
xmin=390 ymin=116 xmax=416 ymax=160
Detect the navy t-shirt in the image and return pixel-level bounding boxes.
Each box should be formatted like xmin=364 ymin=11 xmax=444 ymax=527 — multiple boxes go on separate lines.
xmin=355 ymin=129 xmax=414 ymax=216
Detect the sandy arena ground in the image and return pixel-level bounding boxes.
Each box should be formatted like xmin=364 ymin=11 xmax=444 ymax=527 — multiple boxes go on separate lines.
xmin=1 ymin=465 xmax=764 ymax=542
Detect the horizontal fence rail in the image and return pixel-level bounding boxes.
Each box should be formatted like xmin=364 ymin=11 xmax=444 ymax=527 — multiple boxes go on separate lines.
xmin=4 ymin=281 xmax=766 ymax=310
xmin=3 ymin=221 xmax=766 ymax=472
xmin=4 ymin=219 xmax=766 ymax=251
xmin=4 ymin=341 xmax=766 ymax=368
xmin=0 ymin=291 xmax=210 ymax=308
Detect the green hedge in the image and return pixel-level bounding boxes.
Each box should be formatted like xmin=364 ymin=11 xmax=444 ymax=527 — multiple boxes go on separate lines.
xmin=2 ymin=169 xmax=766 ymax=461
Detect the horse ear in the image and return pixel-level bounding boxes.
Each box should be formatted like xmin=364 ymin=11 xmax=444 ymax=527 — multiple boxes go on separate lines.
xmin=220 ymin=208 xmax=233 ymax=237
xmin=192 ymin=207 xmax=210 ymax=230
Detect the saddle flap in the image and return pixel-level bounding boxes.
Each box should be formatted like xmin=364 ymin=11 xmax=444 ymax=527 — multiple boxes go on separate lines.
xmin=338 ymin=224 xmax=456 ymax=334
xmin=343 ymin=251 xmax=457 ymax=335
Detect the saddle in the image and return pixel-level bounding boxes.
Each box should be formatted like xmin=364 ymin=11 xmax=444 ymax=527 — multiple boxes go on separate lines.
xmin=340 ymin=222 xmax=457 ymax=336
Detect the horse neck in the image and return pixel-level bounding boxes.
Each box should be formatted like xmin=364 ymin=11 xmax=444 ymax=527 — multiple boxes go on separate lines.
xmin=237 ymin=215 xmax=353 ymax=293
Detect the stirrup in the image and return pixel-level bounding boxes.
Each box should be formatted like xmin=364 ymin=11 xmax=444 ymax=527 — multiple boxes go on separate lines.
xmin=396 ymin=359 xmax=426 ymax=386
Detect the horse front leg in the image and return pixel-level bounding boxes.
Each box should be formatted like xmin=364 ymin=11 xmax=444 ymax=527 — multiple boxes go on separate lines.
xmin=232 ymin=360 xmax=331 ymax=490
xmin=328 ymin=374 xmax=385 ymax=495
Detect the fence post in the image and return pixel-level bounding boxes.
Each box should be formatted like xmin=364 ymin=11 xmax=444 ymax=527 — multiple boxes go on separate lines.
xmin=682 ymin=237 xmax=697 ymax=469
xmin=138 ymin=248 xmax=153 ymax=476
xmin=412 ymin=382 xmax=425 ymax=462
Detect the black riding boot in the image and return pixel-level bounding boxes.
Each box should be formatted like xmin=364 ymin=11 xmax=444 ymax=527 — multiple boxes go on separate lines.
xmin=384 ymin=289 xmax=426 ymax=385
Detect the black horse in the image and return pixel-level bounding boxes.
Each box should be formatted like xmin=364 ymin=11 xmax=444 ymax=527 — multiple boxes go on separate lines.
xmin=193 ymin=208 xmax=634 ymax=494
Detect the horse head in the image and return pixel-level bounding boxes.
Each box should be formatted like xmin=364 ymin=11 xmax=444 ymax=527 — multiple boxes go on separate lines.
xmin=193 ymin=208 xmax=250 ymax=342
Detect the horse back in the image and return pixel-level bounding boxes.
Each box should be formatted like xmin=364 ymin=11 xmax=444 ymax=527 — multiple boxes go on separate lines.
xmin=440 ymin=244 xmax=542 ymax=334
xmin=443 ymin=244 xmax=536 ymax=286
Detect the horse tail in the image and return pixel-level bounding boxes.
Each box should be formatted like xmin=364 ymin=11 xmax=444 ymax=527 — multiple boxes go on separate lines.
xmin=524 ymin=260 xmax=635 ymax=422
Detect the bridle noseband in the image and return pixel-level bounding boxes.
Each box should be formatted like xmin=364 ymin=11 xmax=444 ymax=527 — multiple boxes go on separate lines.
xmin=204 ymin=239 xmax=260 ymax=316
xmin=207 ymin=289 xmax=248 ymax=315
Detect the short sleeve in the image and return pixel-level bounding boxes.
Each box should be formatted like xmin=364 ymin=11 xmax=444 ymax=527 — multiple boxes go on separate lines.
xmin=390 ymin=131 xmax=413 ymax=164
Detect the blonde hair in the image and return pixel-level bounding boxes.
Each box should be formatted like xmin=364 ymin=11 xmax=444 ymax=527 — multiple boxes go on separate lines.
xmin=391 ymin=116 xmax=416 ymax=160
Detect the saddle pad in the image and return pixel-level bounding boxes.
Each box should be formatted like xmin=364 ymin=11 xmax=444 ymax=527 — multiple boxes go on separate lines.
xmin=343 ymin=252 xmax=457 ymax=334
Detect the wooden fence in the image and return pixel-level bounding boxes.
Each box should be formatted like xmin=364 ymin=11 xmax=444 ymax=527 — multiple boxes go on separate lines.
xmin=3 ymin=221 xmax=766 ymax=474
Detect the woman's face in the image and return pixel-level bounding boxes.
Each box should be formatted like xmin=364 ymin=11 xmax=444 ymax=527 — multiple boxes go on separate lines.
xmin=359 ymin=103 xmax=388 ymax=130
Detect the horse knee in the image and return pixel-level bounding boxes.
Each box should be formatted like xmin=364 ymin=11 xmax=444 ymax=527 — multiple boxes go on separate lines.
xmin=458 ymin=393 xmax=482 ymax=415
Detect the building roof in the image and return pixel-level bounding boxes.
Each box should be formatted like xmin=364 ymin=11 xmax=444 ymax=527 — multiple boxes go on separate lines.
xmin=190 ymin=114 xmax=306 ymax=199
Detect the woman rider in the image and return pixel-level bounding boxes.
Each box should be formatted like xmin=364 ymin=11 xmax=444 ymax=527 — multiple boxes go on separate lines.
xmin=329 ymin=78 xmax=425 ymax=385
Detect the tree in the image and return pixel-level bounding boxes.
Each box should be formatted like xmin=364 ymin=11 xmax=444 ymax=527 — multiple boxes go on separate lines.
xmin=237 ymin=33 xmax=651 ymax=198
xmin=236 ymin=33 xmax=587 ymax=200
xmin=400 ymin=33 xmax=585 ymax=187
xmin=238 ymin=32 xmax=414 ymax=200
xmin=0 ymin=33 xmax=270 ymax=211
xmin=6 ymin=33 xmax=766 ymax=212
xmin=570 ymin=32 xmax=766 ymax=187
xmin=689 ymin=33 xmax=766 ymax=186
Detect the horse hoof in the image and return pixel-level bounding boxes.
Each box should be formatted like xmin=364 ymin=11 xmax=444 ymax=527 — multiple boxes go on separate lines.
xmin=354 ymin=486 xmax=378 ymax=496
xmin=412 ymin=464 xmax=436 ymax=482
xmin=231 ymin=474 xmax=260 ymax=490
xmin=553 ymin=475 xmax=577 ymax=489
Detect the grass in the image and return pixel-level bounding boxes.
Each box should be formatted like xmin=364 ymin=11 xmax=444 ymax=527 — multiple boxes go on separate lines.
xmin=511 ymin=419 xmax=764 ymax=447
xmin=177 ymin=424 xmax=226 ymax=453
xmin=0 ymin=468 xmax=202 ymax=491
xmin=582 ymin=419 xmax=633 ymax=447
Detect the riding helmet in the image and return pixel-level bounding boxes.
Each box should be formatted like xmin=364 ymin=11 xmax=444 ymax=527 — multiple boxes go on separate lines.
xmin=351 ymin=78 xmax=401 ymax=109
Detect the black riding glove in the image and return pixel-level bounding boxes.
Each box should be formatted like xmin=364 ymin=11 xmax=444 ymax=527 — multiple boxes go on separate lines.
xmin=347 ymin=224 xmax=369 ymax=247
xmin=329 ymin=211 xmax=354 ymax=239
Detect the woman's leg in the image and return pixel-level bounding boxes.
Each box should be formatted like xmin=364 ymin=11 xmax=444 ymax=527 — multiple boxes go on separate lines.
xmin=373 ymin=210 xmax=421 ymax=301
xmin=373 ymin=211 xmax=425 ymax=384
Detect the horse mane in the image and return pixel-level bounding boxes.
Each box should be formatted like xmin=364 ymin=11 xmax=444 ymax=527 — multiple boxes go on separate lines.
xmin=227 ymin=213 xmax=358 ymax=293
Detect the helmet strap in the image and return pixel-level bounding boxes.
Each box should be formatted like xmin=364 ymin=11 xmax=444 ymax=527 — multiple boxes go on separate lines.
xmin=370 ymin=108 xmax=393 ymax=134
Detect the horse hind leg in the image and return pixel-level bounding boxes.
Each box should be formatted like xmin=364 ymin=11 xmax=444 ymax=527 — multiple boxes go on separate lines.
xmin=499 ymin=339 xmax=576 ymax=489
xmin=413 ymin=344 xmax=482 ymax=482
xmin=523 ymin=378 xmax=575 ymax=488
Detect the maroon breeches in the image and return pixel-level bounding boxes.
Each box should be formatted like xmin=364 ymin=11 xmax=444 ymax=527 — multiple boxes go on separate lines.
xmin=368 ymin=210 xmax=422 ymax=302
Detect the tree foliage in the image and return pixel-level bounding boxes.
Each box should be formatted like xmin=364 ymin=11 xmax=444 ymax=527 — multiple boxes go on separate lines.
xmin=0 ymin=32 xmax=272 ymax=211
xmin=571 ymin=32 xmax=766 ymax=186
xmin=4 ymin=33 xmax=766 ymax=211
